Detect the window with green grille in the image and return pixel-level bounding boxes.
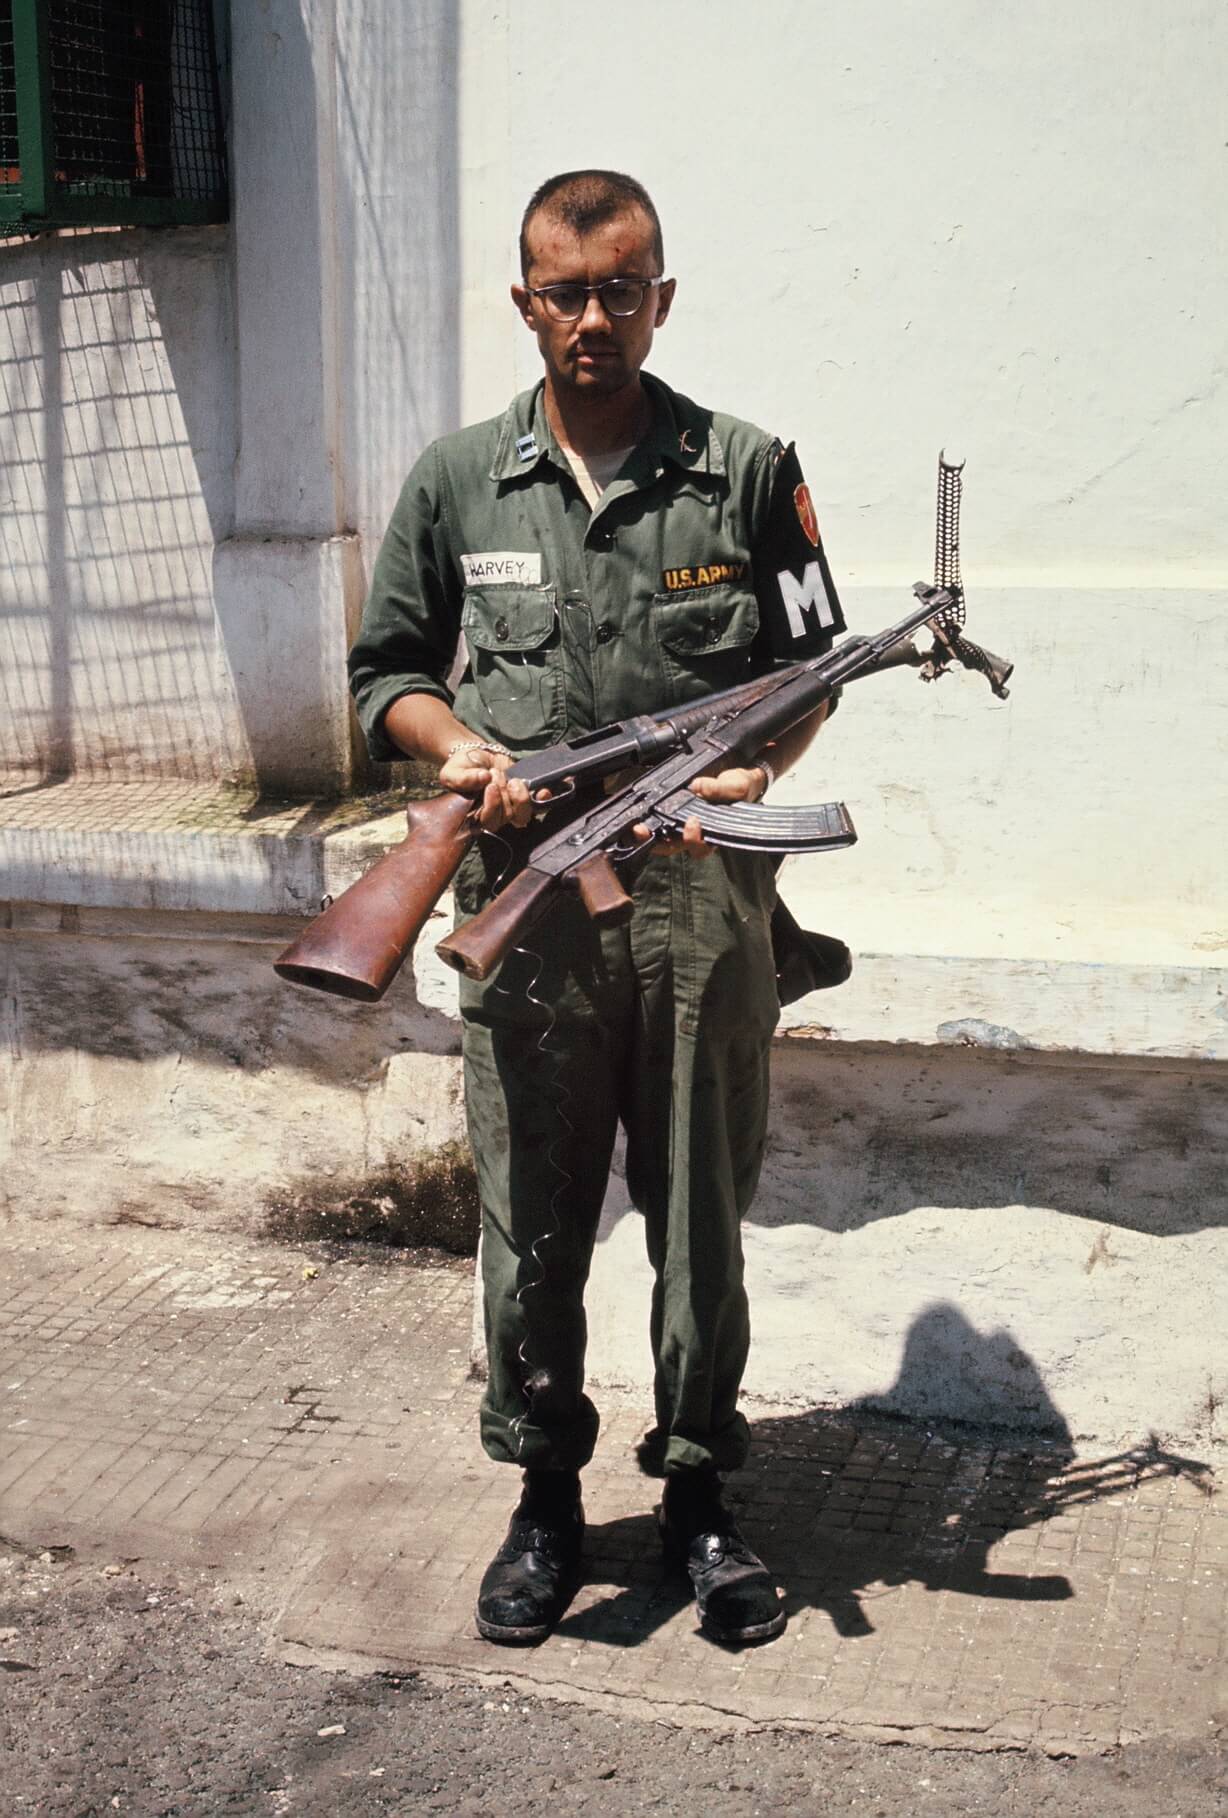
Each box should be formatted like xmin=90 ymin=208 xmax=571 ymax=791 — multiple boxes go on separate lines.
xmin=1 ymin=1 xmax=227 ymax=231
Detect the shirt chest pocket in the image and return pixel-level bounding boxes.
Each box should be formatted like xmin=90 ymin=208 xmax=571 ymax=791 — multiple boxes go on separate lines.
xmin=652 ymin=584 xmax=761 ymax=700
xmin=461 ymin=584 xmax=563 ymax=742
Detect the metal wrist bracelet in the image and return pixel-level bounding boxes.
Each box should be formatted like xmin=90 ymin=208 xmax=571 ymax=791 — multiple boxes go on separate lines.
xmin=753 ymin=756 xmax=776 ymax=799
xmin=446 ymin=738 xmax=512 ymax=762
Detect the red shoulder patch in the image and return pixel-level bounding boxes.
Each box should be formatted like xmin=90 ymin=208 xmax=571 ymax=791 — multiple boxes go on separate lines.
xmin=794 ymin=483 xmax=819 ymax=548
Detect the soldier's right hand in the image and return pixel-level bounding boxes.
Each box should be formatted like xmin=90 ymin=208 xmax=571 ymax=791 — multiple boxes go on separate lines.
xmin=437 ymin=746 xmax=538 ymax=832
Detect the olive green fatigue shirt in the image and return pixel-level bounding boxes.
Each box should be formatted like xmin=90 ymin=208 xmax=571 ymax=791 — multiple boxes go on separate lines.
xmin=349 ymin=371 xmax=841 ymax=757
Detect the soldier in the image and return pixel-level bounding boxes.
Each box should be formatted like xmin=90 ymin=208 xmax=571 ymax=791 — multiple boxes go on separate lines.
xmin=349 ymin=170 xmax=844 ymax=1645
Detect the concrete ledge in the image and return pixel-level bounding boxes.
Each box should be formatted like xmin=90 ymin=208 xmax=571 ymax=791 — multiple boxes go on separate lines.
xmin=0 ymin=778 xmax=404 ymax=918
xmin=2 ymin=777 xmax=1224 ymax=1061
xmin=776 ymin=950 xmax=1227 ymax=1062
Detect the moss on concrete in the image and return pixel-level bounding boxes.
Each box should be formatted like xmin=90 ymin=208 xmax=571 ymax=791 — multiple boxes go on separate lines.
xmin=262 ymin=1140 xmax=480 ymax=1256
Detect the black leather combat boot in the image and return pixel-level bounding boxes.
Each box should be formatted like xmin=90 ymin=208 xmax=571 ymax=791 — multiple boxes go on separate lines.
xmin=475 ymin=1469 xmax=584 ymax=1644
xmin=660 ymin=1467 xmax=786 ymax=1644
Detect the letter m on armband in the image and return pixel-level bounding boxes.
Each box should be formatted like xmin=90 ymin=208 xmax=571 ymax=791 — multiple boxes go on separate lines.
xmin=777 ymin=563 xmax=838 ymax=641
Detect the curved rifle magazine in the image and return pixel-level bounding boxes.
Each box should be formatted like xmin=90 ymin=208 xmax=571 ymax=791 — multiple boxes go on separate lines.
xmin=654 ymin=794 xmax=857 ymax=854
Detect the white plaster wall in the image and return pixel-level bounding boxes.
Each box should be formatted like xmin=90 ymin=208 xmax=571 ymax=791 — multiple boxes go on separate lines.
xmin=0 ymin=230 xmax=248 ymax=782
xmin=5 ymin=0 xmax=1223 ymax=831
xmin=459 ymin=1 xmax=1227 ymax=584
xmin=778 ymin=583 xmax=1228 ymax=970
xmin=211 ymin=0 xmax=460 ymax=792
xmin=333 ymin=0 xmax=460 ymax=551
xmin=225 ymin=0 xmax=462 ymax=553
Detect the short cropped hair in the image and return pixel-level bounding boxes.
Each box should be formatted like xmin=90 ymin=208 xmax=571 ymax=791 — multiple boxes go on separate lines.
xmin=519 ymin=170 xmax=665 ymax=279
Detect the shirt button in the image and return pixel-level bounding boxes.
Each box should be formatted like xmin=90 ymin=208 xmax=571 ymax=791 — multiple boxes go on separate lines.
xmin=591 ymin=528 xmax=613 ymax=548
xmin=595 ymin=621 xmax=614 ymax=644
xmin=495 ymin=617 xmax=510 ymax=642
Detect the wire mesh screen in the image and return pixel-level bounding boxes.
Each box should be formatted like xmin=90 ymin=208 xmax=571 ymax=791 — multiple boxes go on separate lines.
xmin=0 ymin=0 xmax=227 ymax=226
xmin=50 ymin=1 xmax=224 ymax=203
xmin=0 ymin=2 xmax=17 ymax=192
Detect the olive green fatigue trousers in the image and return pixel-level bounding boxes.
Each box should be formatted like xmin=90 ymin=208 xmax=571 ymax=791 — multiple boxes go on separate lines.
xmin=458 ymin=841 xmax=780 ymax=1478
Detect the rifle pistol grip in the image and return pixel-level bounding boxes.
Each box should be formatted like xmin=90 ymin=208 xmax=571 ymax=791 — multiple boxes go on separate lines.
xmin=573 ymin=852 xmax=635 ymax=926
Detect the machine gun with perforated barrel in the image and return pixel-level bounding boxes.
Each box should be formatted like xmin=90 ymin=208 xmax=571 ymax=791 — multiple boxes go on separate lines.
xmin=275 ymin=455 xmax=1010 ymax=1000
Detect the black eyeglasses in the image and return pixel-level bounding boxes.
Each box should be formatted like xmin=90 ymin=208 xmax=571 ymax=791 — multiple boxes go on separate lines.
xmin=524 ymin=278 xmax=665 ymax=322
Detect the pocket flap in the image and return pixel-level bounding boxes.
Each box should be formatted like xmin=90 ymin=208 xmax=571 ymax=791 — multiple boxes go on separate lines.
xmin=654 ymin=585 xmax=760 ymax=656
xmin=462 ymin=585 xmax=556 ymax=653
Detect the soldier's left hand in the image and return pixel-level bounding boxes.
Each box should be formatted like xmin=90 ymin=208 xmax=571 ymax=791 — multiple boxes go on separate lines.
xmin=632 ymin=764 xmax=768 ymax=858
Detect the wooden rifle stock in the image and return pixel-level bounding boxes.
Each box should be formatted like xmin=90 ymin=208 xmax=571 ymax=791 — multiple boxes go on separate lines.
xmin=434 ymin=865 xmax=560 ymax=982
xmin=274 ymin=792 xmax=475 ymax=1001
xmin=434 ymin=851 xmax=633 ymax=983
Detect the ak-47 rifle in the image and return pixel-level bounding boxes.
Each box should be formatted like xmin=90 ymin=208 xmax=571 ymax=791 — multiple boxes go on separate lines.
xmin=275 ymin=456 xmax=1010 ymax=1000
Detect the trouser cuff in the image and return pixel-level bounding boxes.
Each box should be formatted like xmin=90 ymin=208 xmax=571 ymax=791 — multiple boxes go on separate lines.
xmin=659 ymin=1414 xmax=752 ymax=1477
xmin=480 ymin=1396 xmax=600 ymax=1472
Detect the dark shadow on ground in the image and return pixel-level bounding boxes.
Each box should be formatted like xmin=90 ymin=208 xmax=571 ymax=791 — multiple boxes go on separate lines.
xmin=558 ymin=1410 xmax=1212 ymax=1651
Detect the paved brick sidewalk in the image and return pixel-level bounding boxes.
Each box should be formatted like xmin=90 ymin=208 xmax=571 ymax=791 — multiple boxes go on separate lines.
xmin=1 ymin=1218 xmax=1223 ymax=1754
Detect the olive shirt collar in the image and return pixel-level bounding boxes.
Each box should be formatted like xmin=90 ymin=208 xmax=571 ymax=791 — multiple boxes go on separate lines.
xmin=487 ymin=372 xmax=726 ymax=487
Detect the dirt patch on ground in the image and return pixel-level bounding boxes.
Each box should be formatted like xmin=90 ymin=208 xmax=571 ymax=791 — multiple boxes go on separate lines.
xmin=3 ymin=1542 xmax=1227 ymax=1817
xmin=263 ymin=1139 xmax=481 ymax=1256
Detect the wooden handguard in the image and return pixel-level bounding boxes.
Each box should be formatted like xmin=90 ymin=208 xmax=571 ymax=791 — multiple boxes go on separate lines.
xmin=574 ymin=852 xmax=634 ymax=926
xmin=434 ymin=865 xmax=559 ymax=982
xmin=274 ymin=791 xmax=475 ymax=1002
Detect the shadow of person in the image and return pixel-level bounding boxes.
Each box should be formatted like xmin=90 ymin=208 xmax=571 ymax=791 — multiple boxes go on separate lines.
xmin=752 ymin=1411 xmax=1209 ymax=1642
xmin=848 ymin=1301 xmax=1075 ymax=1437
xmin=559 ymin=1309 xmax=1212 ymax=1650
